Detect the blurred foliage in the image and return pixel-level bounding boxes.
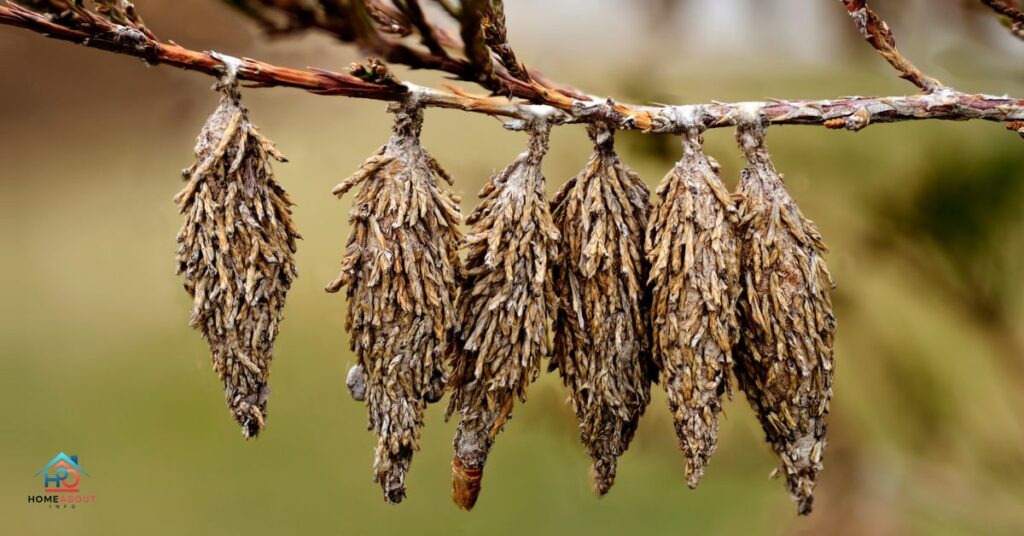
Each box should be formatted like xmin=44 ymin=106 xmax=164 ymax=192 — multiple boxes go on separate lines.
xmin=875 ymin=149 xmax=1024 ymax=323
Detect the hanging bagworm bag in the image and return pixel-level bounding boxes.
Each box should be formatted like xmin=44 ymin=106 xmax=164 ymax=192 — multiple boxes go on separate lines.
xmin=327 ymin=100 xmax=463 ymax=503
xmin=733 ymin=118 xmax=836 ymax=515
xmin=645 ymin=110 xmax=740 ymax=488
xmin=550 ymin=123 xmax=655 ymax=495
xmin=175 ymin=63 xmax=300 ymax=438
xmin=447 ymin=122 xmax=560 ymax=510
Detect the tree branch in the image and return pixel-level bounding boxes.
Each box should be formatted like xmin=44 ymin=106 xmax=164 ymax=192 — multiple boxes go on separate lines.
xmin=981 ymin=0 xmax=1024 ymax=40
xmin=839 ymin=0 xmax=944 ymax=92
xmin=0 ymin=2 xmax=406 ymax=97
xmin=235 ymin=0 xmax=949 ymax=107
xmin=3 ymin=1 xmax=1024 ymax=134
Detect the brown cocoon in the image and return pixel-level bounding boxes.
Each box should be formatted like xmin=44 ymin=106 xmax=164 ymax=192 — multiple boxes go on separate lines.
xmin=550 ymin=124 xmax=654 ymax=495
xmin=733 ymin=121 xmax=836 ymax=515
xmin=326 ymin=103 xmax=462 ymax=503
xmin=175 ymin=84 xmax=299 ymax=438
xmin=645 ymin=122 xmax=740 ymax=488
xmin=446 ymin=124 xmax=560 ymax=510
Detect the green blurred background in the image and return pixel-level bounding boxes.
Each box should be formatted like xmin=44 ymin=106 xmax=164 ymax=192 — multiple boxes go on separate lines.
xmin=1 ymin=1 xmax=1023 ymax=534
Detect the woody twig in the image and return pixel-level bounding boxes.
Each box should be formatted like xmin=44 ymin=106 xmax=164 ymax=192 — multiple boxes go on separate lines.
xmin=3 ymin=1 xmax=1024 ymax=134
xmin=981 ymin=0 xmax=1024 ymax=40
xmin=838 ymin=0 xmax=944 ymax=92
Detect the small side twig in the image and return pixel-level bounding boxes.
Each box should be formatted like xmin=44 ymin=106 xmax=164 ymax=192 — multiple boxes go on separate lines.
xmin=481 ymin=0 xmax=531 ymax=84
xmin=222 ymin=0 xmax=581 ymax=105
xmin=458 ymin=0 xmax=499 ymax=87
xmin=395 ymin=0 xmax=451 ymax=58
xmin=839 ymin=0 xmax=945 ymax=92
xmin=981 ymin=0 xmax=1024 ymax=40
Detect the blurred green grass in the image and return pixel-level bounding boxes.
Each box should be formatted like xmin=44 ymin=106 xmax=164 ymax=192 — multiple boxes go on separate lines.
xmin=1 ymin=18 xmax=1024 ymax=535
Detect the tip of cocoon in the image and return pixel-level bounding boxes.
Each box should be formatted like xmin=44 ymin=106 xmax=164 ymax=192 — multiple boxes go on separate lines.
xmin=685 ymin=463 xmax=705 ymax=490
xmin=381 ymin=478 xmax=407 ymax=505
xmin=590 ymin=457 xmax=618 ymax=496
xmin=796 ymin=490 xmax=815 ymax=516
xmin=451 ymin=456 xmax=483 ymax=511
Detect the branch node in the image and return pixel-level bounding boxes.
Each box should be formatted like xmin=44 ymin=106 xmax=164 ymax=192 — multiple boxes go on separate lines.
xmin=725 ymin=102 xmax=768 ymax=130
xmin=106 ymin=24 xmax=155 ymax=63
xmin=571 ymin=98 xmax=632 ymax=128
xmin=210 ymin=51 xmax=242 ymax=84
xmin=585 ymin=121 xmax=614 ymax=150
xmin=349 ymin=57 xmax=400 ymax=87
xmin=735 ymin=105 xmax=770 ymax=159
xmin=827 ymin=107 xmax=872 ymax=131
xmin=391 ymin=83 xmax=425 ymax=113
xmin=651 ymin=105 xmax=710 ymax=134
xmin=503 ymin=104 xmax=564 ymax=131
xmin=209 ymin=51 xmax=243 ymax=101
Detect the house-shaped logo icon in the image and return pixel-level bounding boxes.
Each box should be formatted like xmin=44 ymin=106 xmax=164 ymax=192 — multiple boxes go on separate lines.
xmin=35 ymin=453 xmax=88 ymax=493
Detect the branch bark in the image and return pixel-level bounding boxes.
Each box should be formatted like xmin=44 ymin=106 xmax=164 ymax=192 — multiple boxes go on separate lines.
xmin=0 ymin=2 xmax=405 ymax=98
xmin=3 ymin=1 xmax=1024 ymax=133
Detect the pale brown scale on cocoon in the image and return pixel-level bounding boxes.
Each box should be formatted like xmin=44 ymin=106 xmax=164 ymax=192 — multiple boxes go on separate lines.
xmin=549 ymin=124 xmax=654 ymax=496
xmin=644 ymin=123 xmax=740 ymax=489
xmin=446 ymin=123 xmax=560 ymax=510
xmin=174 ymin=85 xmax=299 ymax=439
xmin=326 ymin=103 xmax=462 ymax=504
xmin=732 ymin=120 xmax=836 ymax=516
